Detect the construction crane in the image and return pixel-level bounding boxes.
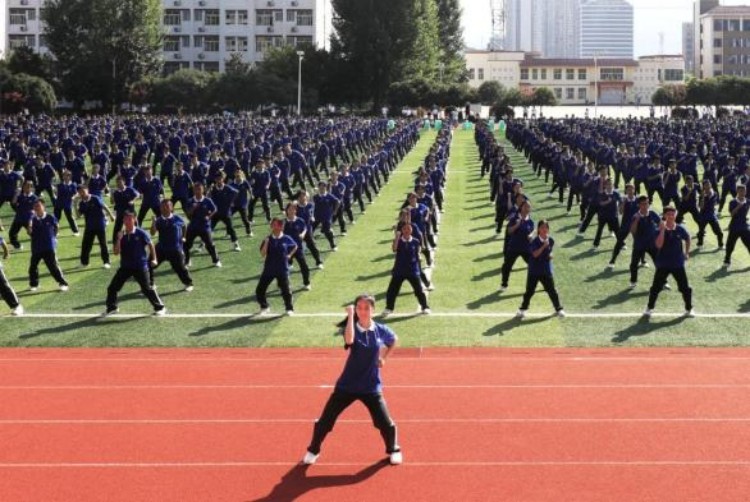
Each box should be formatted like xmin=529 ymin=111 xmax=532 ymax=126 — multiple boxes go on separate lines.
xmin=489 ymin=0 xmax=506 ymax=51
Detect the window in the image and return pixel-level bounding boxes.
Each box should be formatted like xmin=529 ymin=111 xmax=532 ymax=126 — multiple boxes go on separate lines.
xmin=477 ymin=68 xmax=484 ymax=80
xmin=275 ymin=10 xmax=284 ymax=23
xmin=226 ymin=10 xmax=236 ymax=25
xmin=714 ymin=54 xmax=722 ymax=64
xmin=39 ymin=35 xmax=47 ymax=48
xmin=194 ymin=10 xmax=203 ymax=21
xmin=256 ymin=9 xmax=273 ymax=25
xmin=553 ymin=69 xmax=562 ymax=80
xmin=164 ymin=36 xmax=180 ymax=52
xmin=714 ymin=19 xmax=723 ymax=31
xmin=468 ymin=68 xmax=475 ymax=80
xmin=238 ymin=10 xmax=248 ymax=25
xmin=182 ymin=9 xmax=191 ymax=21
xmin=554 ymin=88 xmax=562 ymax=99
xmin=205 ymin=10 xmax=220 ymax=26
xmin=195 ymin=62 xmax=220 ymax=73
xmin=744 ymin=20 xmax=750 ymax=31
xmin=287 ymin=36 xmax=313 ymax=48
xmin=226 ymin=37 xmax=249 ymax=52
xmin=540 ymin=69 xmax=547 ymax=80
xmin=578 ymin=88 xmax=587 ymax=100
xmin=520 ymin=68 xmax=529 ymax=80
xmin=164 ymin=9 xmax=181 ymax=25
xmin=729 ymin=19 xmax=741 ymax=31
xmin=714 ymin=38 xmax=722 ymax=48
xmin=600 ymin=68 xmax=624 ymax=81
xmin=566 ymin=88 xmax=574 ymax=100
xmin=8 ymin=35 xmax=34 ymax=49
xmin=255 ymin=35 xmax=284 ymax=53
xmin=204 ymin=36 xmax=219 ymax=52
xmin=532 ymin=69 xmax=538 ymax=79
xmin=578 ymin=69 xmax=587 ymax=80
xmin=9 ymin=9 xmax=27 ymax=25
xmin=181 ymin=36 xmax=190 ymax=48
xmin=566 ymin=68 xmax=575 ymax=80
xmin=194 ymin=36 xmax=203 ymax=48
xmin=296 ymin=9 xmax=313 ymax=26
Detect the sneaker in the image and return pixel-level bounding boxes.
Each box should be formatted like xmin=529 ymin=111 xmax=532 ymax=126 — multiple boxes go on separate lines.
xmin=10 ymin=304 xmax=24 ymax=316
xmin=104 ymin=307 xmax=119 ymax=317
xmin=258 ymin=307 xmax=271 ymax=315
xmin=154 ymin=307 xmax=167 ymax=316
xmin=591 ymin=245 xmax=599 ymax=250
xmin=516 ymin=309 xmax=527 ymax=319
xmin=629 ymin=282 xmax=637 ymax=290
xmin=499 ymin=285 xmax=507 ymax=292
xmin=286 ymin=310 xmax=295 ymax=316
xmin=723 ymin=262 xmax=730 ymax=269
xmin=59 ymin=284 xmax=69 ymax=292
xmin=426 ymin=284 xmax=435 ymax=291
xmin=663 ymin=283 xmax=671 ymax=291
xmin=332 ymin=246 xmax=338 ymax=252
xmin=233 ymin=242 xmax=241 ymax=252
xmin=215 ymin=261 xmax=223 ymax=268
xmin=556 ymin=309 xmax=566 ymax=318
xmin=317 ymin=263 xmax=324 ymax=270
xmin=381 ymin=309 xmax=393 ymax=317
xmin=73 ymin=232 xmax=80 ymax=237
xmin=185 ymin=260 xmax=192 ymax=268
xmin=29 ymin=286 xmax=38 ymax=292
xmin=607 ymin=262 xmax=615 ymax=270
xmin=184 ymin=285 xmax=194 ymax=292
xmin=641 ymin=262 xmax=650 ymax=268
xmin=302 ymin=451 xmax=319 ymax=465
xmin=718 ymin=244 xmax=725 ymax=250
xmin=643 ymin=308 xmax=653 ymax=317
xmin=103 ymin=263 xmax=111 ymax=270
xmin=341 ymin=231 xmax=348 ymax=235
xmin=389 ymin=451 xmax=403 ymax=465
xmin=685 ymin=308 xmax=696 ymax=318
xmin=576 ymin=231 xmax=585 ymax=237
xmin=422 ymin=308 xmax=432 ymax=315
xmin=303 ymin=284 xmax=312 ymax=291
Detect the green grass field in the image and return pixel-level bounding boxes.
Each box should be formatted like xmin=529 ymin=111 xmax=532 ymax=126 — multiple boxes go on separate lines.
xmin=1 ymin=128 xmax=749 ymax=348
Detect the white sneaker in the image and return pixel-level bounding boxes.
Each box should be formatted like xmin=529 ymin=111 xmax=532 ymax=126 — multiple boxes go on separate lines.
xmin=381 ymin=309 xmax=393 ymax=317
xmin=59 ymin=284 xmax=69 ymax=292
xmin=723 ymin=262 xmax=730 ymax=269
xmin=556 ymin=309 xmax=566 ymax=318
xmin=641 ymin=262 xmax=650 ymax=268
xmin=104 ymin=307 xmax=119 ymax=317
xmin=332 ymin=246 xmax=338 ymax=252
xmin=233 ymin=242 xmax=241 ymax=252
xmin=258 ymin=307 xmax=271 ymax=315
xmin=184 ymin=285 xmax=194 ymax=292
xmin=426 ymin=284 xmax=435 ymax=291
xmin=643 ymin=308 xmax=653 ymax=317
xmin=103 ymin=263 xmax=111 ymax=270
xmin=154 ymin=308 xmax=167 ymax=316
xmin=591 ymin=245 xmax=598 ymax=250
xmin=10 ymin=304 xmax=24 ymax=316
xmin=607 ymin=263 xmax=615 ymax=270
xmin=29 ymin=286 xmax=38 ymax=292
xmin=317 ymin=263 xmax=324 ymax=270
xmin=663 ymin=283 xmax=671 ymax=291
xmin=303 ymin=284 xmax=312 ymax=291
xmin=629 ymin=282 xmax=637 ymax=290
xmin=576 ymin=231 xmax=585 ymax=237
xmin=389 ymin=451 xmax=403 ymax=465
xmin=302 ymin=451 xmax=319 ymax=465
xmin=499 ymin=285 xmax=507 ymax=292
xmin=685 ymin=308 xmax=696 ymax=318
xmin=73 ymin=232 xmax=80 ymax=237
xmin=516 ymin=309 xmax=526 ymax=319
xmin=215 ymin=261 xmax=223 ymax=268
xmin=286 ymin=310 xmax=295 ymax=316
xmin=422 ymin=308 xmax=432 ymax=315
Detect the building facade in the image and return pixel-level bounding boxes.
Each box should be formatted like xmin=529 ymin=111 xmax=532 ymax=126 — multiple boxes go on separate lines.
xmin=579 ymin=0 xmax=633 ymax=59
xmin=3 ymin=0 xmax=332 ymax=73
xmin=504 ymin=0 xmax=579 ymax=58
xmin=693 ymin=0 xmax=720 ymax=77
xmin=683 ymin=22 xmax=695 ymax=75
xmin=697 ymin=5 xmax=750 ymax=79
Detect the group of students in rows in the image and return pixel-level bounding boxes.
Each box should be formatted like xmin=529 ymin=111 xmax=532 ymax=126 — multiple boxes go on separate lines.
xmin=0 ymin=115 xmax=421 ymax=316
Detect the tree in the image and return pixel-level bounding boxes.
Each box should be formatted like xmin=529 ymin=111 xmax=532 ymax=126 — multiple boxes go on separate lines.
xmin=6 ymin=46 xmax=56 ymax=86
xmin=531 ymin=87 xmax=557 ymax=108
xmin=435 ymin=0 xmax=467 ymax=83
xmin=42 ymin=0 xmax=162 ymax=109
xmin=477 ymin=81 xmax=504 ymax=105
xmin=0 ymin=71 xmax=57 ymax=113
xmin=651 ymin=87 xmax=671 ymax=107
xmin=402 ymin=0 xmax=440 ymax=80
xmin=145 ymin=69 xmax=217 ymax=114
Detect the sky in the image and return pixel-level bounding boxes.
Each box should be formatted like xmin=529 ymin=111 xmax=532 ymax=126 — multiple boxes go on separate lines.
xmin=460 ymin=0 xmax=750 ymax=56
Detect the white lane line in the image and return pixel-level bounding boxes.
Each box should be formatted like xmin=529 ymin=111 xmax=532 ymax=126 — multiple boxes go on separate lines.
xmin=2 ymin=357 xmax=750 ymax=362
xmin=0 ymin=384 xmax=747 ymax=390
xmin=0 ymin=461 xmax=747 ymax=468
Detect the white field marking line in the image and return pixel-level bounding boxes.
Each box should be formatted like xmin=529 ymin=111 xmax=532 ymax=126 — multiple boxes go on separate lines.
xmin=0 ymin=418 xmax=749 ymax=425
xmin=8 ymin=312 xmax=750 ymax=319
xmin=3 ymin=357 xmax=750 ymax=363
xmin=0 ymin=384 xmax=748 ymax=390
xmin=0 ymin=461 xmax=748 ymax=468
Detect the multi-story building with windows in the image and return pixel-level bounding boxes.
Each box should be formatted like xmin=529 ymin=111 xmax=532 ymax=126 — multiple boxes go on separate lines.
xmin=696 ymin=5 xmax=750 ymax=78
xmin=683 ymin=22 xmax=695 ymax=75
xmin=3 ymin=0 xmax=332 ymax=73
xmin=579 ymin=0 xmax=633 ymax=59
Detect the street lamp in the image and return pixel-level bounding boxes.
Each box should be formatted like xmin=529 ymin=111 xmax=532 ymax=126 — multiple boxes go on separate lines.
xmin=593 ymin=52 xmax=599 ymax=119
xmin=296 ymin=50 xmax=304 ymax=116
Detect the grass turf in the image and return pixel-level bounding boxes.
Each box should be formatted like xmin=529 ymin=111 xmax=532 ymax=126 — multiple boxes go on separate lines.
xmin=0 ymin=128 xmax=749 ymax=348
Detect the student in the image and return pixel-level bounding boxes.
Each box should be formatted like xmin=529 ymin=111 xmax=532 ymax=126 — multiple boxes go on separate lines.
xmin=283 ymin=202 xmax=311 ymax=290
xmin=500 ymin=200 xmax=534 ymax=292
xmin=517 ymin=220 xmax=565 ymax=318
xmin=87 ymin=164 xmax=108 ymax=201
xmin=209 ymin=173 xmax=240 ymax=252
xmin=303 ymin=295 xmax=402 ymax=466
xmin=78 ymin=185 xmax=115 ymax=268
xmin=27 ymin=199 xmax=69 ymax=292
xmin=677 ymin=175 xmax=700 ymax=225
xmin=592 ymin=178 xmax=620 ymax=249
xmin=0 ymin=159 xmax=23 ymax=212
xmin=329 ymin=170 xmax=349 ymax=235
xmin=53 ymin=170 xmax=79 ymax=235
xmin=724 ymin=185 xmax=750 ymax=268
xmin=105 ymin=211 xmax=166 ymax=316
xmin=629 ymin=195 xmax=660 ymax=289
xmin=608 ymin=183 xmax=638 ymax=268
xmin=170 ymin=161 xmax=193 ymax=213
xmin=229 ymin=170 xmax=253 ymax=237
xmin=248 ymin=159 xmax=272 ymax=224
xmin=111 ymin=175 xmax=141 ymax=245
xmin=0 ymin=236 xmax=23 ymax=315
xmin=296 ymin=190 xmax=323 ymax=268
xmin=644 ymin=207 xmax=694 ymax=317
xmin=9 ymin=180 xmax=38 ymax=249
xmin=382 ymin=222 xmax=431 ymax=316
xmin=149 ymin=199 xmax=193 ymax=291
xmin=184 ymin=182 xmax=221 ymax=268
xmin=696 ymin=179 xmax=724 ymax=250
xmin=662 ymin=159 xmax=682 ymax=209
xmin=313 ymin=181 xmax=340 ymax=251
xmin=256 ymin=218 xmax=297 ymax=315
xmin=136 ymin=165 xmax=163 ymax=226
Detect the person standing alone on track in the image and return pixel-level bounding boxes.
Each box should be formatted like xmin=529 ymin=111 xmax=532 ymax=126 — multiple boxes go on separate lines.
xmin=303 ymin=294 xmax=402 ymax=466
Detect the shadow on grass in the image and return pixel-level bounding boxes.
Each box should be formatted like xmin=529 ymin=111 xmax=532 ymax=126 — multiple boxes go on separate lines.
xmin=356 ymin=270 xmax=392 ymax=281
xmin=473 ymin=252 xmax=503 ymax=263
xmin=213 ymin=295 xmax=255 ymax=309
xmin=250 ymin=461 xmax=389 ymax=502
xmin=482 ymin=315 xmax=549 ymax=336
xmin=591 ymin=289 xmax=648 ymax=309
xmin=703 ymin=265 xmax=750 ymax=283
xmin=188 ymin=314 xmax=280 ymax=338
xmin=466 ymin=290 xmax=522 ymax=310
xmin=72 ymin=292 xmax=141 ymax=310
xmin=19 ymin=315 xmax=142 ymax=340
xmin=370 ymin=254 xmax=393 ymax=263
xmin=611 ymin=315 xmax=689 ymax=343
xmin=470 ymin=223 xmax=497 ymax=233
xmin=471 ymin=267 xmax=502 ymax=282
xmin=470 ymin=213 xmax=493 ymax=221
xmin=584 ymin=268 xmax=628 ymax=283
xmin=463 ymin=235 xmax=497 ymax=246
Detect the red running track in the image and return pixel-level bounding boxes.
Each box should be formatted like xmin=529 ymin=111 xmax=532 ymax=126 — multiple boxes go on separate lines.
xmin=0 ymin=348 xmax=748 ymax=502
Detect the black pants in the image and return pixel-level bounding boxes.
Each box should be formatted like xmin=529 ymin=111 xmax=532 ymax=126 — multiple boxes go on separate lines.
xmin=211 ymin=214 xmax=238 ymax=243
xmin=249 ymin=194 xmax=271 ymax=222
xmin=313 ymin=220 xmax=336 ymax=249
xmin=184 ymin=228 xmax=219 ymax=264
xmin=29 ymin=251 xmax=68 ymax=288
xmin=255 ymin=272 xmax=293 ymax=311
xmin=54 ymin=206 xmax=78 ymax=234
xmin=677 ymin=206 xmax=700 ymax=225
xmin=501 ymin=250 xmax=529 ymax=288
xmin=579 ymin=205 xmax=598 ymax=233
xmin=112 ymin=212 xmax=125 ymax=245
xmin=106 ymin=267 xmax=164 ymax=312
xmin=630 ymin=247 xmax=655 ymax=284
xmin=149 ymin=248 xmax=192 ymax=287
xmin=307 ymin=390 xmax=399 ymax=456
xmin=646 ymin=186 xmax=664 ymax=206
xmin=520 ymin=273 xmax=562 ymax=311
xmin=647 ymin=267 xmax=692 ymax=310
xmin=725 ymin=229 xmax=750 ymax=264
xmin=290 ymin=249 xmax=311 ymax=286
xmin=385 ymin=273 xmax=429 ymax=311
xmin=137 ymin=203 xmax=159 ymax=227
xmin=232 ymin=207 xmax=252 ymax=235
xmin=0 ymin=267 xmax=20 ymax=309
xmin=81 ymin=227 xmax=110 ymax=266
xmin=609 ymin=225 xmax=630 ymax=264
xmin=303 ymin=232 xmax=322 ymax=266
xmin=697 ymin=219 xmax=724 ymax=247
xmin=593 ymin=217 xmax=619 ymax=247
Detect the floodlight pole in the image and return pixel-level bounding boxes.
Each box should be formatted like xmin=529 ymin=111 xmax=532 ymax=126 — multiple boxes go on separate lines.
xmin=297 ymin=51 xmax=304 ymax=116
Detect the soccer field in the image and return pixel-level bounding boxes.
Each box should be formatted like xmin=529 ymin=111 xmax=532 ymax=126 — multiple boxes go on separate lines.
xmin=1 ymin=129 xmax=749 ymax=348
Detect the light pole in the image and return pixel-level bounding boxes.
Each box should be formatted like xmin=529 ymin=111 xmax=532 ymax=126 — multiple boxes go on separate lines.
xmin=593 ymin=52 xmax=599 ymax=119
xmin=296 ymin=50 xmax=304 ymax=116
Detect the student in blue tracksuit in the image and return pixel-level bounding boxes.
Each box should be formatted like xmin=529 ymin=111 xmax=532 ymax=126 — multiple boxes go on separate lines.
xmin=592 ymin=178 xmax=620 ymax=249
xmin=111 ymin=175 xmax=140 ymax=245
xmin=313 ymin=181 xmax=340 ymax=251
xmin=724 ymin=185 xmax=750 ymax=267
xmin=629 ymin=195 xmax=660 ymax=289
xmin=136 ymin=165 xmax=163 ymax=226
xmin=53 ymin=170 xmax=79 ymax=235
xmin=283 ymin=202 xmax=311 ymax=290
xmin=303 ymin=294 xmax=402 ymax=466
xmin=0 ymin=236 xmax=23 ymax=315
xmin=644 ymin=206 xmax=693 ymax=318
xmin=516 ymin=220 xmax=565 ymax=319
xmin=677 ymin=175 xmax=700 ymax=226
xmin=105 ymin=211 xmax=166 ymax=316
xmin=256 ymin=218 xmax=297 ymax=315
xmin=27 ymin=198 xmax=69 ymax=292
xmin=170 ymin=161 xmax=193 ymax=213
xmin=383 ymin=222 xmax=430 ymax=316
xmin=296 ymin=190 xmax=323 ymax=268
xmin=501 ymin=200 xmax=534 ymax=291
xmin=230 ymin=170 xmax=253 ymax=237
xmin=662 ymin=159 xmax=682 ymax=209
xmin=9 ymin=180 xmax=38 ymax=249
xmin=697 ymin=180 xmax=724 ymax=250
xmin=184 ymin=182 xmax=221 ymax=268
xmin=209 ymin=173 xmax=240 ymax=251
xmin=249 ymin=159 xmax=272 ymax=223
xmin=149 ymin=199 xmax=193 ymax=291
xmin=77 ymin=185 xmax=115 ymax=268
xmin=329 ymin=170 xmax=349 ymax=234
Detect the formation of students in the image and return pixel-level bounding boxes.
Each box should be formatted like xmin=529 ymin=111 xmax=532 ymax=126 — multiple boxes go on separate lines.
xmin=0 ymin=115 xmax=420 ymax=316
xmin=477 ymin=114 xmax=750 ymax=317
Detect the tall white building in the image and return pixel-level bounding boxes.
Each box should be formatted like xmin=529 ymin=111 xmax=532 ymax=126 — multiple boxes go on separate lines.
xmin=504 ymin=0 xmax=580 ymax=58
xmin=3 ymin=0 xmax=333 ymax=73
xmin=683 ymin=22 xmax=695 ymax=74
xmin=579 ymin=0 xmax=633 ymax=59
xmin=692 ymin=0 xmax=720 ymax=77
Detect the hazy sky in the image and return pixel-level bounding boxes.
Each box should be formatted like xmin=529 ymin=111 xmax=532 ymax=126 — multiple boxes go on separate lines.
xmin=460 ymin=0 xmax=750 ymax=56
